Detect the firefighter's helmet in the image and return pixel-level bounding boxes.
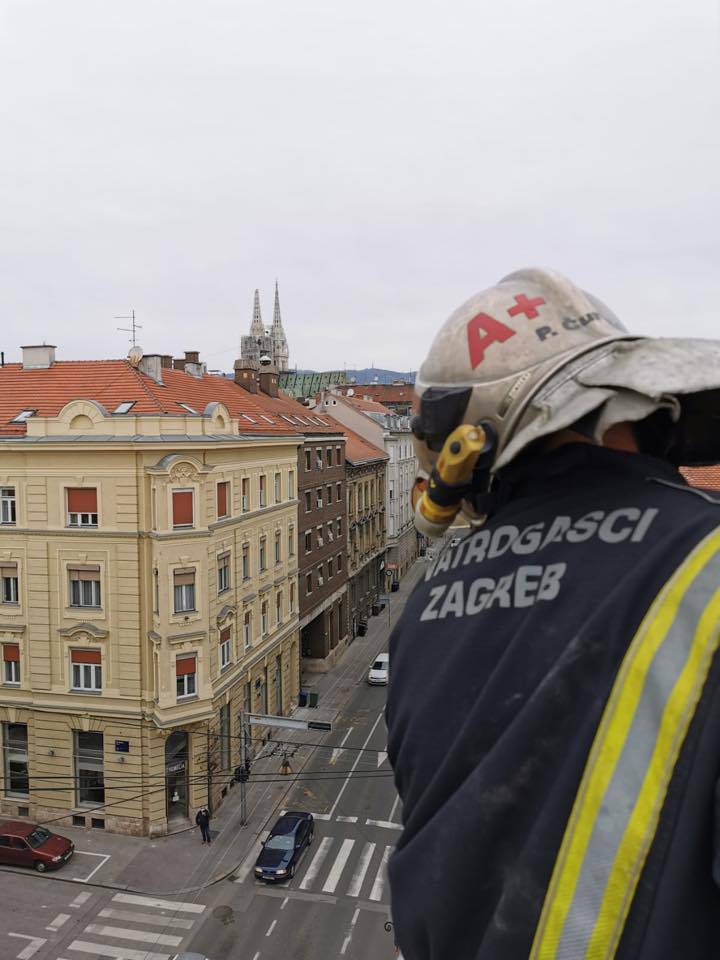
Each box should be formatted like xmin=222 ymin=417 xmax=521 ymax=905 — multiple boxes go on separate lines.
xmin=412 ymin=267 xmax=720 ymax=536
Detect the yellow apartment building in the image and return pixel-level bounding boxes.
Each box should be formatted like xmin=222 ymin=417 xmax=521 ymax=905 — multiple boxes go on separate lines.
xmin=0 ymin=346 xmax=301 ymax=835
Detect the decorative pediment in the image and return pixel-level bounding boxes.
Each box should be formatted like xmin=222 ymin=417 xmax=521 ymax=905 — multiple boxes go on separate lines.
xmin=58 ymin=622 xmax=109 ymax=639
xmin=147 ymin=454 xmax=213 ymax=480
xmin=216 ymin=604 xmax=237 ymax=626
xmin=0 ymin=623 xmax=25 ymax=636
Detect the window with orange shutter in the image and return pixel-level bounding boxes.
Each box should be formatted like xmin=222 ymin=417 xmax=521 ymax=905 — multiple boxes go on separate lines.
xmin=217 ymin=482 xmax=229 ymax=519
xmin=3 ymin=643 xmax=20 ymax=685
xmin=220 ymin=627 xmax=231 ymax=670
xmin=67 ymin=488 xmax=98 ymax=527
xmin=71 ymin=648 xmax=102 ymax=691
xmin=176 ymin=655 xmax=197 ymax=698
xmin=172 ymin=490 xmax=194 ymax=527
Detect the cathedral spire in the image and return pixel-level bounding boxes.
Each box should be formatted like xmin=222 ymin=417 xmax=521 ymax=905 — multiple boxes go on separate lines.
xmin=272 ymin=280 xmax=283 ymax=329
xmin=250 ymin=288 xmax=264 ymax=338
xmin=270 ymin=280 xmax=289 ymax=372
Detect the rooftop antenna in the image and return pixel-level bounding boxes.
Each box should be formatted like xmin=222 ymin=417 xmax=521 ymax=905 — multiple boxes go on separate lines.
xmin=116 ymin=309 xmax=142 ymax=347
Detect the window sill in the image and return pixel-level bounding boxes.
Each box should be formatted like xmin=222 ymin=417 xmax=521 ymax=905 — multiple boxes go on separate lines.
xmin=3 ymin=682 xmax=20 ymax=688
xmin=173 ymin=609 xmax=197 ymax=616
xmin=217 ymin=514 xmax=230 ymax=521
xmin=173 ymin=525 xmax=195 ymax=531
xmin=217 ymin=589 xmax=230 ymax=597
xmin=1 ymin=602 xmax=19 ymax=608
xmin=0 ymin=522 xmax=17 ymax=527
xmin=220 ymin=662 xmax=233 ymax=674
xmin=71 ymin=688 xmax=102 ymax=695
xmin=69 ymin=605 xmax=102 ymax=611
xmin=177 ymin=694 xmax=199 ymax=703
xmin=66 ymin=525 xmax=99 ymax=530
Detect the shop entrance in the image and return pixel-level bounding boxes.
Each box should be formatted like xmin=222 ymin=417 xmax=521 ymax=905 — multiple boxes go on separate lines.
xmin=165 ymin=730 xmax=189 ymax=823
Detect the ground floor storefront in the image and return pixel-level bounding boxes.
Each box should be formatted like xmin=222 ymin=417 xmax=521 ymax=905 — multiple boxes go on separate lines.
xmin=348 ymin=552 xmax=386 ymax=638
xmin=0 ymin=632 xmax=300 ymax=837
xmin=387 ymin=525 xmax=421 ymax=585
xmin=300 ymin=588 xmax=350 ymax=672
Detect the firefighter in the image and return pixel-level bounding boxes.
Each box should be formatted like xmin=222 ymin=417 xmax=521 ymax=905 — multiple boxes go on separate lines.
xmin=385 ymin=268 xmax=720 ymax=960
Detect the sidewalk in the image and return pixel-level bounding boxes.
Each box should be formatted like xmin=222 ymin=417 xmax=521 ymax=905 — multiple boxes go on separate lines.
xmin=10 ymin=562 xmax=424 ymax=897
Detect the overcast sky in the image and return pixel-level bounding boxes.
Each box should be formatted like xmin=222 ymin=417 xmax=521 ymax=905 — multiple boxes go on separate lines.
xmin=1 ymin=1 xmax=718 ymax=375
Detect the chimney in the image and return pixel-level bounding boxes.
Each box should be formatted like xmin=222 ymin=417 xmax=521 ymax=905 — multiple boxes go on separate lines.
xmin=21 ymin=344 xmax=56 ymax=369
xmin=233 ymin=359 xmax=259 ymax=394
xmin=161 ymin=355 xmax=173 ymax=369
xmin=184 ymin=350 xmax=200 ymax=364
xmin=258 ymin=368 xmax=279 ymax=398
xmin=173 ymin=358 xmax=185 ymax=370
xmin=184 ymin=361 xmax=205 ymax=379
xmin=138 ymin=353 xmax=163 ymax=383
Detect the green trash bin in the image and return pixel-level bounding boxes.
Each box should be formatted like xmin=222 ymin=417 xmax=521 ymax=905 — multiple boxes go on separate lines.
xmin=308 ymin=692 xmax=319 ymax=708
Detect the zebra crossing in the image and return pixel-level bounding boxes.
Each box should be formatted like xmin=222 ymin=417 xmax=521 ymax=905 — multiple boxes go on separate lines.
xmin=59 ymin=891 xmax=206 ymax=960
xmin=236 ymin=834 xmax=394 ymax=902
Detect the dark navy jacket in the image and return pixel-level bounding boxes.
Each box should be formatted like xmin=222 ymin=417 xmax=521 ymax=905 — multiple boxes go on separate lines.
xmin=386 ymin=445 xmax=720 ymax=960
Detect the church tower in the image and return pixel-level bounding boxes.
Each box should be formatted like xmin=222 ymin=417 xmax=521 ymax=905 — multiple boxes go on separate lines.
xmin=271 ymin=281 xmax=290 ymax=372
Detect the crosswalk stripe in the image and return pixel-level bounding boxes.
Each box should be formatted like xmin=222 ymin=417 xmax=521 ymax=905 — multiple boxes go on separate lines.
xmin=346 ymin=841 xmax=376 ymax=898
xmin=111 ymin=893 xmax=205 ymax=914
xmin=322 ymin=838 xmax=355 ymax=893
xmin=234 ymin=837 xmax=266 ymax=883
xmin=369 ymin=845 xmax=392 ymax=901
xmin=97 ymin=908 xmax=194 ymax=930
xmin=299 ymin=837 xmax=334 ymax=889
xmin=84 ymin=924 xmax=182 ymax=947
xmin=68 ymin=941 xmax=171 ymax=960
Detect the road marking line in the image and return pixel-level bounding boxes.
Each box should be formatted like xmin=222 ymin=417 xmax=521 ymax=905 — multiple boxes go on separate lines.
xmin=329 ymin=710 xmax=385 ymax=818
xmin=234 ymin=837 xmax=265 ymax=883
xmin=322 ymin=838 xmax=355 ymax=893
xmin=257 ymin=887 xmax=336 ymax=904
xmin=330 ymin=727 xmax=354 ymax=764
xmin=67 ymin=941 xmax=170 ymax=960
xmin=369 ymin=845 xmax=392 ymax=902
xmin=84 ymin=924 xmax=182 ymax=947
xmin=365 ymin=819 xmax=402 ymax=830
xmin=377 ymin=750 xmax=388 ymax=768
xmin=70 ymin=892 xmax=92 ymax=908
xmin=111 ymin=893 xmax=205 ymax=914
xmin=46 ymin=913 xmax=71 ymax=932
xmin=340 ymin=905 xmax=362 ymax=955
xmin=98 ymin=908 xmax=194 ymax=930
xmin=8 ymin=934 xmax=47 ymax=960
xmin=388 ymin=794 xmax=401 ymax=823
xmin=72 ymin=852 xmax=111 ymax=884
xmin=280 ymin=898 xmax=289 ymax=910
xmin=265 ymin=919 xmax=277 ymax=937
xmin=341 ymin=934 xmax=352 ymax=954
xmin=299 ymin=836 xmax=333 ymax=890
xmin=252 ymin=953 xmax=260 ymax=960
xmin=347 ymin=841 xmax=376 ymax=898
xmin=336 ymin=815 xmax=358 ymax=823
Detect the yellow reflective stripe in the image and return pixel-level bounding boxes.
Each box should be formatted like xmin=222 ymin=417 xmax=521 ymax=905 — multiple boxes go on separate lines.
xmin=530 ymin=528 xmax=720 ymax=960
xmin=587 ymin=586 xmax=720 ymax=958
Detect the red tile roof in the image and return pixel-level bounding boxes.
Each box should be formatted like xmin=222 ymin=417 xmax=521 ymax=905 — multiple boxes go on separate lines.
xmin=251 ymin=390 xmax=345 ymax=435
xmin=339 ymin=384 xmax=414 ymax=405
xmin=0 ymin=360 xmax=297 ymax=437
xmin=342 ymin=425 xmax=388 ymax=465
xmin=680 ymin=465 xmax=720 ymax=491
xmin=342 ymin=395 xmax=393 ymax=415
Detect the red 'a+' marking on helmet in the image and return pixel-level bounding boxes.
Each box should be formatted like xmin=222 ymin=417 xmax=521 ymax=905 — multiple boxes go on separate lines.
xmin=508 ymin=293 xmax=546 ymax=319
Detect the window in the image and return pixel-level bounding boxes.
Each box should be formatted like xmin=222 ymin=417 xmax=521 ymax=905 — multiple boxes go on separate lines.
xmin=242 ymin=544 xmax=250 ymax=580
xmin=336 ymin=517 xmax=342 ymax=538
xmin=290 ymin=582 xmax=295 ymax=614
xmin=176 ymin=655 xmax=196 ymax=698
xmin=327 ymin=484 xmax=333 ymax=504
xmin=274 ymin=531 xmax=281 ymax=564
xmin=71 ymin=649 xmax=102 ymax=692
xmin=336 ymin=446 xmax=342 ymax=465
xmin=304 ymin=531 xmax=312 ymax=554
xmin=259 ymin=475 xmax=267 ymax=507
xmin=241 ymin=478 xmax=250 ymax=512
xmin=259 ymin=537 xmax=267 ymax=571
xmin=113 ymin=401 xmax=135 ymax=414
xmin=327 ymin=521 xmax=334 ymax=543
xmin=326 ymin=447 xmax=332 ymax=467
xmin=67 ymin=487 xmax=98 ymax=527
xmin=305 ymin=572 xmax=312 ymax=594
xmin=316 ymin=488 xmax=323 ymax=509
xmin=389 ymin=485 xmax=394 ymax=500
xmin=1 ymin=563 xmax=18 ymax=604
xmin=336 ymin=482 xmax=342 ymax=503
xmin=328 ymin=557 xmax=334 ymax=579
xmin=317 ymin=564 xmax=324 ymax=587
xmin=243 ymin=611 xmax=252 ymax=649
xmin=11 ymin=409 xmax=35 ymax=423
xmin=274 ymin=473 xmax=281 ymax=503
xmin=172 ymin=489 xmax=194 ymax=528
xmin=261 ymin=601 xmax=268 ymax=635
xmin=217 ymin=553 xmax=230 ymax=594
xmin=217 ymin=481 xmax=230 ymax=519
xmin=0 ymin=487 xmax=16 ymax=525
xmin=317 ymin=526 xmax=324 ymax=548
xmin=219 ymin=627 xmax=231 ymax=670
xmin=288 ymin=526 xmax=295 ymax=557
xmin=74 ymin=731 xmax=104 ymax=805
xmin=305 ymin=449 xmax=312 ymax=471
xmin=69 ymin=566 xmax=101 ymax=608
xmin=275 ymin=591 xmax=282 ymax=625
xmin=316 ymin=448 xmax=323 ymax=470
xmin=305 ymin=491 xmax=312 ymax=513
xmin=337 ymin=552 xmax=343 ymax=572
xmin=173 ymin=568 xmax=196 ymax=613
xmin=3 ymin=645 xmax=20 ymax=685
xmin=288 ymin=470 xmax=295 ymax=499
xmin=3 ymin=723 xmax=28 ymax=796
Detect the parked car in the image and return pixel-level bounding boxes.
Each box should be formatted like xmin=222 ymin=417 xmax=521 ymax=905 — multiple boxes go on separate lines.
xmin=367 ymin=652 xmax=390 ymax=685
xmin=254 ymin=811 xmax=314 ymax=881
xmin=0 ymin=821 xmax=73 ymax=872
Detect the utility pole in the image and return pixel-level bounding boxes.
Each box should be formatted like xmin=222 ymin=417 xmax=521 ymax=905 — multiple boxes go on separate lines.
xmin=238 ymin=712 xmax=249 ymax=826
xmin=205 ymin=726 xmax=214 ymax=815
xmin=116 ymin=309 xmax=142 ymax=347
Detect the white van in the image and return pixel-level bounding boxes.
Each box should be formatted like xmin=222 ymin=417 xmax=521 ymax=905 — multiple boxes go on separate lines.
xmin=367 ymin=652 xmax=390 ymax=686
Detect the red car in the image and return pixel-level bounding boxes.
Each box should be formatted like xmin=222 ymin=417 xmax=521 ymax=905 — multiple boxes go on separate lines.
xmin=0 ymin=820 xmax=74 ymax=872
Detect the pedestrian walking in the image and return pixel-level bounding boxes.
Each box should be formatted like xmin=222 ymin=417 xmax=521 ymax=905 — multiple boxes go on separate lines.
xmin=387 ymin=267 xmax=720 ymax=959
xmin=195 ymin=806 xmax=211 ymax=844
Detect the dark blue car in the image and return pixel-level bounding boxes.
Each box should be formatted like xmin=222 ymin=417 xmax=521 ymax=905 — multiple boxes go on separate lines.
xmin=254 ymin=811 xmax=314 ymax=881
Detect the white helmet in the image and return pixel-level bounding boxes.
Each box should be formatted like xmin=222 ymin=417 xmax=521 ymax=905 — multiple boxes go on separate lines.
xmin=412 ymin=267 xmax=720 ymax=530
